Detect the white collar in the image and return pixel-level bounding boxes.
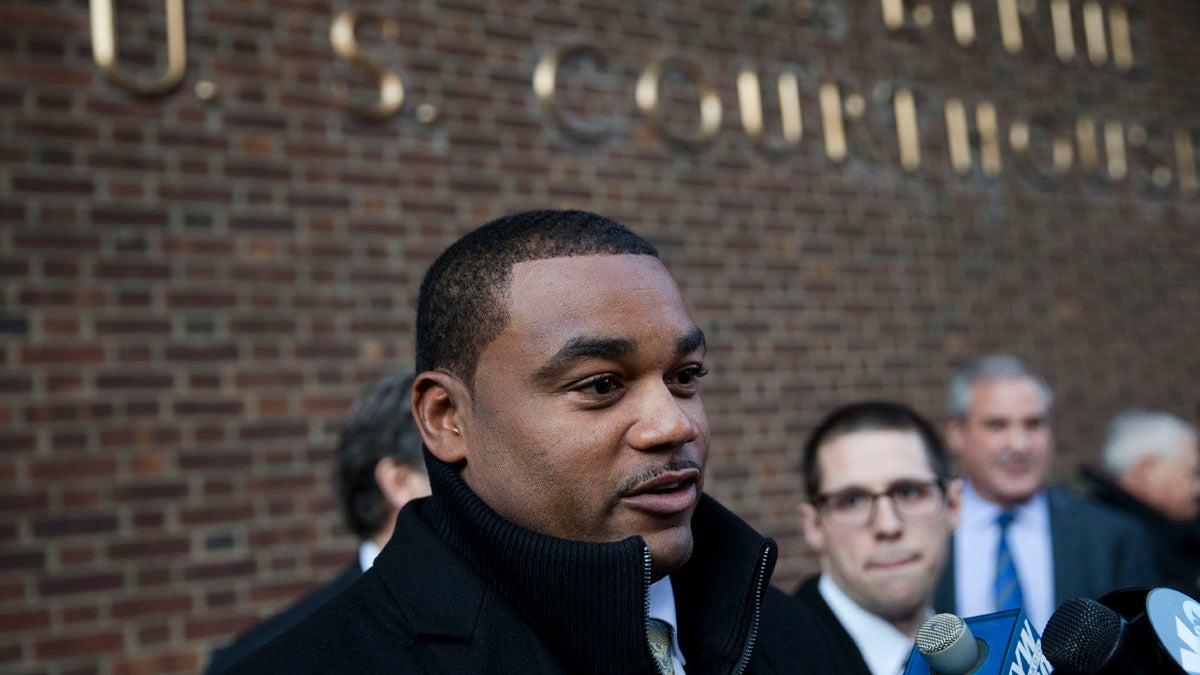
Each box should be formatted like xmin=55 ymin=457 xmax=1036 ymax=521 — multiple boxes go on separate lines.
xmin=819 ymin=574 xmax=916 ymax=675
xmin=358 ymin=540 xmax=381 ymax=573
xmin=649 ymin=576 xmax=687 ymax=669
xmin=960 ymin=481 xmax=1049 ymax=530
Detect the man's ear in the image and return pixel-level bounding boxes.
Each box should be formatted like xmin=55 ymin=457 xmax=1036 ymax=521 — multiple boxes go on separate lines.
xmin=374 ymin=459 xmax=432 ymax=512
xmin=945 ymin=419 xmax=965 ymax=457
xmin=411 ymin=370 xmax=471 ymax=465
xmin=944 ymin=477 xmax=964 ymax=531
xmin=798 ymin=501 xmax=826 ymax=553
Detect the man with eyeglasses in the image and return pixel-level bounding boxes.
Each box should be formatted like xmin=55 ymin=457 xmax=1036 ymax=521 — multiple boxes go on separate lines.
xmin=788 ymin=401 xmax=961 ymax=675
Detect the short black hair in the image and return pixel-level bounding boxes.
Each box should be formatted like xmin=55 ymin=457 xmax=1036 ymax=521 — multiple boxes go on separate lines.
xmin=337 ymin=370 xmax=424 ymax=539
xmin=800 ymin=401 xmax=951 ymax=500
xmin=415 ymin=210 xmax=659 ymax=386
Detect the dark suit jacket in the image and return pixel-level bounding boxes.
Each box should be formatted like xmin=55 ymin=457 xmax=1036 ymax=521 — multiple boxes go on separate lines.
xmin=757 ymin=576 xmax=872 ymax=675
xmin=934 ymin=485 xmax=1160 ymax=615
xmin=206 ymin=560 xmax=362 ymax=674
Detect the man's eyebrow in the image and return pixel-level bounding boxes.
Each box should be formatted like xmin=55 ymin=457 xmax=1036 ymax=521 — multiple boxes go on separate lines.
xmin=677 ymin=327 xmax=705 ymax=355
xmin=533 ymin=336 xmax=638 ymax=382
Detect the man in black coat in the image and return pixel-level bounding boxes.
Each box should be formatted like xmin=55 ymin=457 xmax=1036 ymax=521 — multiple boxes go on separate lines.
xmin=230 ymin=210 xmax=798 ymax=674
xmin=207 ymin=371 xmax=430 ymax=673
xmin=1079 ymin=409 xmax=1200 ymax=597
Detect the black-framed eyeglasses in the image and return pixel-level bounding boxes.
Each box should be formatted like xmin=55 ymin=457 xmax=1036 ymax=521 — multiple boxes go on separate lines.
xmin=812 ymin=478 xmax=946 ymax=528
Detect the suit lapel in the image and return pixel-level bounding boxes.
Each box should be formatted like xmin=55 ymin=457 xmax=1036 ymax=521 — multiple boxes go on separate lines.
xmin=1047 ymin=488 xmax=1078 ymax=607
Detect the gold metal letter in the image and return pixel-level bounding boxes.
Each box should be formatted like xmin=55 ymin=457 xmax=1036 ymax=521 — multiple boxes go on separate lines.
xmin=534 ymin=43 xmax=616 ymax=144
xmin=819 ymin=83 xmax=847 ymax=163
xmin=1175 ymin=129 xmax=1198 ymax=198
xmin=1104 ymin=121 xmax=1126 ymax=179
xmin=997 ymin=0 xmax=1023 ymax=54
xmin=894 ymin=88 xmax=920 ymax=171
xmin=1083 ymin=1 xmax=1108 ymax=66
xmin=1050 ymin=0 xmax=1076 ymax=62
xmin=737 ymin=69 xmax=802 ymax=154
xmin=882 ymin=0 xmax=905 ymax=30
xmin=330 ymin=11 xmax=404 ymax=120
xmin=90 ymin=0 xmax=187 ymax=97
xmin=1076 ymin=117 xmax=1101 ymax=173
xmin=945 ymin=99 xmax=971 ymax=174
xmin=952 ymin=1 xmax=976 ymax=47
xmin=1109 ymin=6 xmax=1134 ymax=72
xmin=636 ymin=57 xmax=722 ymax=152
xmin=977 ymin=102 xmax=1002 ymax=177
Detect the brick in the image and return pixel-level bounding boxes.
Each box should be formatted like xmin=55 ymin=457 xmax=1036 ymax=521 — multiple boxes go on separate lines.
xmin=111 ymin=595 xmax=192 ymax=619
xmin=12 ymin=175 xmax=93 ymax=194
xmin=0 ymin=608 xmax=49 ymax=633
xmin=93 ymin=260 xmax=171 ymax=280
xmin=32 ymin=514 xmax=118 ymax=538
xmin=39 ymin=572 xmax=123 ymax=597
xmin=34 ymin=632 xmax=123 ymax=659
xmin=180 ymin=504 xmax=255 ymax=526
xmin=109 ymin=537 xmax=190 ymax=560
xmin=113 ymin=652 xmax=200 ymax=675
xmin=19 ymin=344 xmax=104 ymax=364
xmin=164 ymin=344 xmax=237 ymax=361
xmin=0 ymin=491 xmax=48 ymax=511
xmin=112 ymin=482 xmax=188 ymax=502
xmin=96 ymin=373 xmax=174 ymax=390
xmin=0 ymin=549 xmax=45 ymax=572
xmin=0 ymin=433 xmax=35 ymax=453
xmin=183 ymin=558 xmax=255 ymax=582
xmin=30 ymin=459 xmax=117 ymax=481
xmin=237 ymin=421 xmax=307 ymax=441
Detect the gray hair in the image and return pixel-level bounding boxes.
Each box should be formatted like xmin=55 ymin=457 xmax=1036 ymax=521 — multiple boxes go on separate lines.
xmin=1102 ymin=410 xmax=1197 ymax=476
xmin=945 ymin=354 xmax=1054 ymax=420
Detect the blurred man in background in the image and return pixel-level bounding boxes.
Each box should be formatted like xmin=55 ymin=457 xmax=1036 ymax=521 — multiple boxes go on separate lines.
xmin=934 ymin=354 xmax=1157 ymax=629
xmin=1079 ymin=409 xmax=1200 ymax=596
xmin=207 ymin=370 xmax=429 ymax=673
xmin=786 ymin=401 xmax=961 ymax=675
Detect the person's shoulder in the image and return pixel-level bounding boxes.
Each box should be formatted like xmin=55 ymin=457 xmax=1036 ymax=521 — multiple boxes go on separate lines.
xmin=206 ymin=561 xmax=361 ymax=674
xmin=1048 ymin=484 xmax=1143 ymax=531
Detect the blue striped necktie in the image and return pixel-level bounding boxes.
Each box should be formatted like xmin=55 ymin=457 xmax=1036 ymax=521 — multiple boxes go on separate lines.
xmin=994 ymin=511 xmax=1024 ymax=612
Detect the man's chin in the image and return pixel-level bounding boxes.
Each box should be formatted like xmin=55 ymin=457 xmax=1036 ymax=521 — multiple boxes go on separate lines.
xmin=644 ymin=527 xmax=695 ymax=580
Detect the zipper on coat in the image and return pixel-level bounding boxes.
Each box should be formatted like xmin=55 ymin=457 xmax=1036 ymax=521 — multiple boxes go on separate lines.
xmin=731 ymin=542 xmax=774 ymax=675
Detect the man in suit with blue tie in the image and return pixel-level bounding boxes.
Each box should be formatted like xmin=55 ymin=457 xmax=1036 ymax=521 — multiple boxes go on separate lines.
xmin=933 ymin=354 xmax=1157 ymax=629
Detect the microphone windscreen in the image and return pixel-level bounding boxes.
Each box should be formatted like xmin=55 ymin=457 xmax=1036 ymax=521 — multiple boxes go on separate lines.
xmin=1041 ymin=598 xmax=1122 ymax=674
xmin=915 ymin=613 xmax=980 ymax=674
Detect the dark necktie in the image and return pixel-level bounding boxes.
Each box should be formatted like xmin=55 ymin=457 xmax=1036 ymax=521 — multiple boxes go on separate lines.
xmin=994 ymin=511 xmax=1024 ymax=611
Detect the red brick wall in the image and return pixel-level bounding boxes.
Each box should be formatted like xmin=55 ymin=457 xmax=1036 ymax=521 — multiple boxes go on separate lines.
xmin=3 ymin=1 xmax=1198 ymax=672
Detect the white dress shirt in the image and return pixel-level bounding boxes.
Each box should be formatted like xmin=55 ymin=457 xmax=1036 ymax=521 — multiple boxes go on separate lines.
xmin=358 ymin=540 xmax=381 ymax=573
xmin=649 ymin=576 xmax=687 ymax=674
xmin=953 ymin=481 xmax=1054 ymax=630
xmin=819 ymin=574 xmax=914 ymax=675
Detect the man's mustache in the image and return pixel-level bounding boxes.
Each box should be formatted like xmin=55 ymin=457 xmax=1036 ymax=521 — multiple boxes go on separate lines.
xmin=614 ymin=458 xmax=703 ymax=497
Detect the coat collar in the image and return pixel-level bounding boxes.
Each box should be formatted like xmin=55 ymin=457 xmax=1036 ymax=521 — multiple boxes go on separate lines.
xmin=374 ymin=448 xmax=776 ymax=674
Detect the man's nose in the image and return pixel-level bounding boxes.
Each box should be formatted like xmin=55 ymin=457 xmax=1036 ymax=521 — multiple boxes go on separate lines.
xmin=627 ymin=381 xmax=700 ymax=452
xmin=871 ymin=495 xmax=904 ymax=536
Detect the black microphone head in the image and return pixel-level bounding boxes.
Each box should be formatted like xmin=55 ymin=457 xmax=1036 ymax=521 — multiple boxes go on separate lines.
xmin=1042 ymin=598 xmax=1123 ymax=674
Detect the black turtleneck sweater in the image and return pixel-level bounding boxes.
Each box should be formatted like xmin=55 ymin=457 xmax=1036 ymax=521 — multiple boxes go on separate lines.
xmin=229 ymin=450 xmax=794 ymax=674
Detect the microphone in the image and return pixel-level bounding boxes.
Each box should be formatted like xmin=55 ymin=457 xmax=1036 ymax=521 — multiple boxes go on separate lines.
xmin=1041 ymin=587 xmax=1197 ymax=674
xmin=903 ymin=608 xmax=1052 ymax=675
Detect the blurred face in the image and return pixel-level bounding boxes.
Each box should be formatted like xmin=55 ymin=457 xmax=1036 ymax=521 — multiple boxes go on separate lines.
xmin=800 ymin=430 xmax=960 ymax=624
xmin=948 ymin=377 xmax=1052 ymax=509
xmin=1138 ymin=437 xmax=1200 ymax=522
xmin=459 ymin=255 xmax=709 ymax=578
